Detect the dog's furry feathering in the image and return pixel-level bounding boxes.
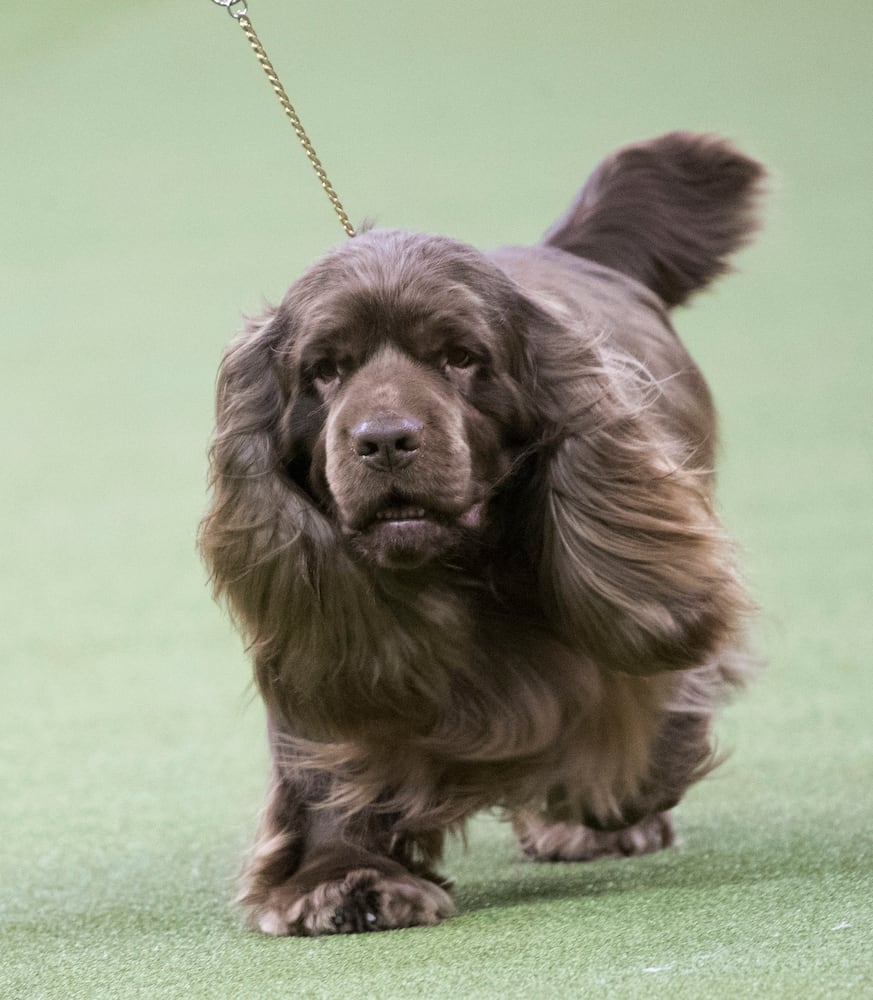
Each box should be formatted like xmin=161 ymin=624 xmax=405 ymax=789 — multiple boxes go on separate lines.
xmin=200 ymin=132 xmax=765 ymax=936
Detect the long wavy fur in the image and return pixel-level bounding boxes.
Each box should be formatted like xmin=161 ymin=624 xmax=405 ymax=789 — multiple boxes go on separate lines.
xmin=199 ymin=132 xmax=765 ymax=934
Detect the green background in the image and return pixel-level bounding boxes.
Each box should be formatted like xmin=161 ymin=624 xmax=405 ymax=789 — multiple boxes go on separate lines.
xmin=2 ymin=2 xmax=871 ymax=997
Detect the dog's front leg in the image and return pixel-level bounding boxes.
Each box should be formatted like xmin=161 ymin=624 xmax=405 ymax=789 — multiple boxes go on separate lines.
xmin=240 ymin=725 xmax=454 ymax=936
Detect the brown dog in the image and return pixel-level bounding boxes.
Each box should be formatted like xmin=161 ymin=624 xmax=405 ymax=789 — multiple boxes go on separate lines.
xmin=200 ymin=132 xmax=764 ymax=936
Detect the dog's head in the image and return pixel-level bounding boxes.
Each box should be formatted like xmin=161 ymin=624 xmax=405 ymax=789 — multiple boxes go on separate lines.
xmin=256 ymin=230 xmax=541 ymax=570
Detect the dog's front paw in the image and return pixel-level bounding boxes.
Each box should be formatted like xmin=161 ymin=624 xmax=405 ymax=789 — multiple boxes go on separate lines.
xmin=515 ymin=811 xmax=674 ymax=862
xmin=254 ymin=867 xmax=455 ymax=937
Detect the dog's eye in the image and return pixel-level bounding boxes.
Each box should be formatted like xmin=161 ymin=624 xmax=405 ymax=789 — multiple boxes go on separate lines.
xmin=311 ymin=359 xmax=341 ymax=384
xmin=444 ymin=347 xmax=474 ymax=370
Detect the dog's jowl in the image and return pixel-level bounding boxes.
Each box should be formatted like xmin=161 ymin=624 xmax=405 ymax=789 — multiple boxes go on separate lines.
xmin=200 ymin=132 xmax=764 ymax=936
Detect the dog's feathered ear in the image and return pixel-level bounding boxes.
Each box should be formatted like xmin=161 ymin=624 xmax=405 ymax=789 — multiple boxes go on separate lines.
xmin=530 ymin=335 xmax=752 ymax=676
xmin=200 ymin=308 xmax=297 ymax=632
xmin=199 ymin=309 xmax=338 ymax=649
xmin=198 ymin=309 xmax=392 ymax=731
xmin=542 ymin=132 xmax=765 ymax=307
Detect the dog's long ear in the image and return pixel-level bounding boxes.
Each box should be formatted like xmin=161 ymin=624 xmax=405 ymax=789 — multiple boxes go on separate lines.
xmin=200 ymin=308 xmax=305 ymax=636
xmin=530 ymin=332 xmax=752 ymax=676
xmin=199 ymin=310 xmax=350 ymax=666
xmin=542 ymin=132 xmax=765 ymax=307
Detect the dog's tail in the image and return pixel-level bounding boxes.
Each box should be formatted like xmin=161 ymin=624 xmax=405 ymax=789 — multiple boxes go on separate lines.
xmin=542 ymin=132 xmax=766 ymax=307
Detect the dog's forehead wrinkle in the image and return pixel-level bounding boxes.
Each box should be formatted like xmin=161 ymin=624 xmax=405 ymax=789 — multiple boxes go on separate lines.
xmin=345 ymin=282 xmax=488 ymax=337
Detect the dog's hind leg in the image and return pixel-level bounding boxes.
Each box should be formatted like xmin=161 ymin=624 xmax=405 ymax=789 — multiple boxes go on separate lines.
xmin=514 ymin=810 xmax=675 ymax=861
xmin=511 ymin=710 xmax=711 ymax=862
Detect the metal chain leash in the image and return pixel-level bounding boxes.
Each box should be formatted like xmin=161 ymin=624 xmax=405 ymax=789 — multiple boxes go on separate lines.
xmin=211 ymin=0 xmax=356 ymax=238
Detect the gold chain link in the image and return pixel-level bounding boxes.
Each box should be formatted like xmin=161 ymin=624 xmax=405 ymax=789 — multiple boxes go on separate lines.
xmin=212 ymin=0 xmax=356 ymax=238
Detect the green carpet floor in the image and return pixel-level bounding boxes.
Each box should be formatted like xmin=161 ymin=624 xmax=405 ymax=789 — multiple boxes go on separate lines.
xmin=2 ymin=2 xmax=871 ymax=997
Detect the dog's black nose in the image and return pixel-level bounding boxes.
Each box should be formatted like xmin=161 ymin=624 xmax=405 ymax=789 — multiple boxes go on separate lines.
xmin=352 ymin=416 xmax=422 ymax=471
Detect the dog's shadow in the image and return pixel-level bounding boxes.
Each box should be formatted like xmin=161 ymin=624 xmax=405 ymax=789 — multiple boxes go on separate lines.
xmin=452 ymin=851 xmax=677 ymax=916
xmin=448 ymin=817 xmax=864 ymax=919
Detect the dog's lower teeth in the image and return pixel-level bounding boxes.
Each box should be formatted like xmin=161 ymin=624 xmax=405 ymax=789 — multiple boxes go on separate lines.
xmin=377 ymin=507 xmax=425 ymax=521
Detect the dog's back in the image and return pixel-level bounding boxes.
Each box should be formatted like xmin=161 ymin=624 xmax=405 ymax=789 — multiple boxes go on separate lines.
xmin=490 ymin=132 xmax=765 ymax=473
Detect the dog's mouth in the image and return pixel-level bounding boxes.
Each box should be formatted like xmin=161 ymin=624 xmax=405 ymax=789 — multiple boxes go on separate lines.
xmin=351 ymin=492 xmax=481 ymax=530
xmin=346 ymin=494 xmax=483 ymax=569
xmin=373 ymin=503 xmax=430 ymax=524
